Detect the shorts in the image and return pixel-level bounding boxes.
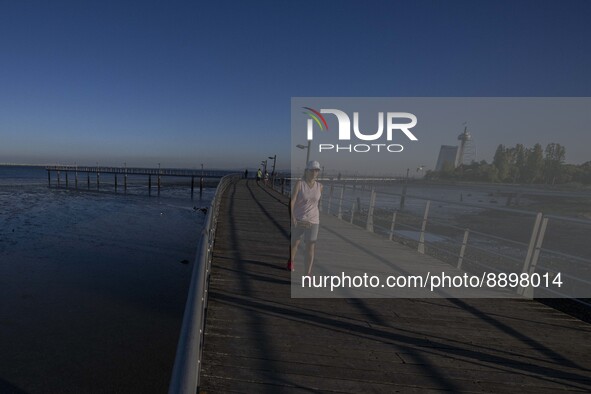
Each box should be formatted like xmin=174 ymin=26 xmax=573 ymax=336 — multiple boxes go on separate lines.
xmin=292 ymin=221 xmax=320 ymax=243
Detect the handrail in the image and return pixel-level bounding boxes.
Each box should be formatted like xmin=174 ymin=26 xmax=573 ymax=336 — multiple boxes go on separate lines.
xmin=168 ymin=174 xmax=241 ymax=394
xmin=320 ymin=181 xmax=591 ymax=298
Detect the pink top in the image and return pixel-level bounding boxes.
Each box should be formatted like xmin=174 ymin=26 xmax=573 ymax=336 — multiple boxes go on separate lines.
xmin=293 ymin=180 xmax=321 ymax=224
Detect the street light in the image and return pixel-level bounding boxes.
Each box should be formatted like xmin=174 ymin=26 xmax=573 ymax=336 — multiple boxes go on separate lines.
xmin=417 ymin=165 xmax=425 ymax=176
xmin=261 ymin=159 xmax=268 ymax=175
xmin=268 ymin=155 xmax=276 ymax=177
xmin=296 ymin=140 xmax=311 ymax=165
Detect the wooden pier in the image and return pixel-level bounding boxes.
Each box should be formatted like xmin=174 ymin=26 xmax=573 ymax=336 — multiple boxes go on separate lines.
xmin=45 ymin=165 xmax=232 ymax=197
xmin=199 ymin=179 xmax=591 ymax=392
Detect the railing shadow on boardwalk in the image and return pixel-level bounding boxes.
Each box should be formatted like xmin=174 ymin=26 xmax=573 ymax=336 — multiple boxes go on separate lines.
xmin=311 ymin=222 xmax=590 ymax=376
xmin=244 ymin=181 xmax=290 ymax=239
xmin=199 ymin=179 xmax=591 ymax=393
xmin=209 ymin=291 xmax=591 ymax=391
xmin=208 ymin=179 xmax=397 ymax=392
xmin=315 ymin=221 xmax=586 ymax=365
xmin=216 ymin=180 xmax=292 ymax=389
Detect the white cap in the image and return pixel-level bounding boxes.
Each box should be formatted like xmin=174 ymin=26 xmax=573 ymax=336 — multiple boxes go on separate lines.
xmin=306 ymin=160 xmax=321 ymax=170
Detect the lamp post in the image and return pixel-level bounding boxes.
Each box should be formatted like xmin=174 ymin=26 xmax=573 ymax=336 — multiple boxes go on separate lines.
xmin=296 ymin=140 xmax=311 ymax=165
xmin=417 ymin=165 xmax=425 ymax=177
xmin=261 ymin=160 xmax=268 ymax=175
xmin=268 ymin=155 xmax=276 ymax=177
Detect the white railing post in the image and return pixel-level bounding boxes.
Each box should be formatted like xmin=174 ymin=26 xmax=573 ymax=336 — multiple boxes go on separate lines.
xmin=337 ymin=185 xmax=345 ymax=219
xmin=457 ymin=228 xmax=470 ymax=269
xmin=327 ymin=184 xmax=334 ymax=214
xmin=523 ymin=217 xmax=549 ymax=298
xmin=400 ymin=182 xmax=407 ymax=210
xmin=350 ymin=200 xmax=356 ymax=224
xmin=417 ymin=201 xmax=431 ymax=254
xmin=518 ymin=212 xmax=543 ymax=295
xmin=388 ymin=211 xmax=397 ymax=241
xmin=366 ymin=188 xmax=376 ymax=232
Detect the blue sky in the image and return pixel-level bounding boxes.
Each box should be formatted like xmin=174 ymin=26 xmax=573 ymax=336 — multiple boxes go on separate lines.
xmin=1 ymin=0 xmax=590 ymax=170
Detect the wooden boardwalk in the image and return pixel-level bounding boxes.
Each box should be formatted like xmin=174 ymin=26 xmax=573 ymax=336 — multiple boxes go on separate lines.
xmin=200 ymin=179 xmax=591 ymax=393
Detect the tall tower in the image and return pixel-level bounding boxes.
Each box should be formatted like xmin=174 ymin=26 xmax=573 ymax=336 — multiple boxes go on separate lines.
xmin=456 ymin=126 xmax=476 ymax=166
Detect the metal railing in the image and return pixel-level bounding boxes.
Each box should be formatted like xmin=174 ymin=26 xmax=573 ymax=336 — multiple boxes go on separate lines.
xmin=168 ymin=173 xmax=241 ymax=394
xmin=320 ymin=182 xmax=591 ymax=301
xmin=260 ymin=173 xmax=291 ymax=197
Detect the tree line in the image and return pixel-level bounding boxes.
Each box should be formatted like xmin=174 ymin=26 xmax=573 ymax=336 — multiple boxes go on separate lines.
xmin=426 ymin=143 xmax=591 ymax=185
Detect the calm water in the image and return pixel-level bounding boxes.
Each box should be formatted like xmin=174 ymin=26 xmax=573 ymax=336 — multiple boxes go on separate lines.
xmin=0 ymin=166 xmax=214 ymax=393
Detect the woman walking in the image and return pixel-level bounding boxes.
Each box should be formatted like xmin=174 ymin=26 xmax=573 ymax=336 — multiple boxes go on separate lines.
xmin=289 ymin=160 xmax=322 ymax=274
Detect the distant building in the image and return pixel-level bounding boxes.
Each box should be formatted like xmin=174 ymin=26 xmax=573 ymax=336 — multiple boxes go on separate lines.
xmin=456 ymin=126 xmax=476 ymax=166
xmin=435 ymin=145 xmax=459 ymax=171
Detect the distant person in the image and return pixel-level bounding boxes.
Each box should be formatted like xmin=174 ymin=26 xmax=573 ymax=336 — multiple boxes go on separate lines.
xmin=244 ymin=169 xmax=248 ymax=179
xmin=264 ymin=171 xmax=269 ymax=186
xmin=256 ymin=168 xmax=262 ymax=183
xmin=289 ymin=160 xmax=323 ymax=274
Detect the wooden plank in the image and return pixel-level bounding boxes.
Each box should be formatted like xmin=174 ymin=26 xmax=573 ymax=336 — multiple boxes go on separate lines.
xmin=200 ymin=179 xmax=591 ymax=393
